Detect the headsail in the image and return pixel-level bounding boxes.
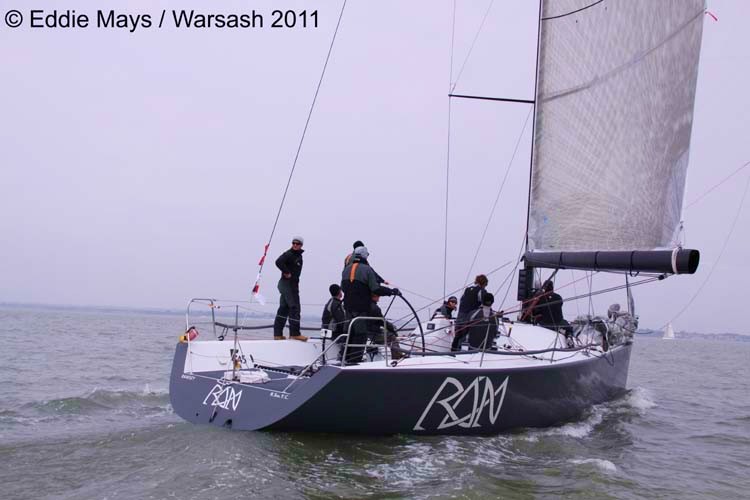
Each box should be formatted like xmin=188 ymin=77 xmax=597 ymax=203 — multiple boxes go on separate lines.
xmin=527 ymin=0 xmax=705 ymax=253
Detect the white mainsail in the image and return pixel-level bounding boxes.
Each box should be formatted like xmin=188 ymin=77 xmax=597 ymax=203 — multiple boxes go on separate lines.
xmin=527 ymin=0 xmax=705 ymax=252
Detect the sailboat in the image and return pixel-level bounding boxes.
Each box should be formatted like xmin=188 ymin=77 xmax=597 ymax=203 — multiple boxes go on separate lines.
xmin=663 ymin=323 xmax=676 ymax=340
xmin=170 ymin=1 xmax=705 ymax=434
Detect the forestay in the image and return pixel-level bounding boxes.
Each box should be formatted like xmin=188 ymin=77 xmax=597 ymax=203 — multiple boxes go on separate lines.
xmin=527 ymin=0 xmax=705 ymax=252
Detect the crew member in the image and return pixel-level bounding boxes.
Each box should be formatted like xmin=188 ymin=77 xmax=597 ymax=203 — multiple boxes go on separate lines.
xmin=432 ymin=296 xmax=458 ymax=319
xmin=534 ymin=280 xmax=574 ymax=346
xmin=322 ymin=284 xmax=346 ymax=340
xmin=344 ymin=241 xmax=386 ymax=284
xmin=368 ymin=294 xmax=403 ymax=359
xmin=343 ymin=240 xmax=365 ymax=267
xmin=452 ymin=274 xmax=489 ymax=350
xmin=341 ymin=246 xmax=398 ymax=363
xmin=273 ymin=237 xmax=307 ymax=341
xmin=466 ymin=292 xmax=499 ymax=350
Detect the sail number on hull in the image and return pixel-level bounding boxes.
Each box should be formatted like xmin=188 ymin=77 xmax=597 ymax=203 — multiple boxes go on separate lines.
xmin=414 ymin=376 xmax=509 ymax=431
xmin=203 ymin=383 xmax=243 ymax=412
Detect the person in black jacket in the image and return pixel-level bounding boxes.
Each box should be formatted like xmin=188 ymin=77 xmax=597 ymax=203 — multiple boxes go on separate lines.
xmin=452 ymin=274 xmax=488 ymax=350
xmin=322 ymin=284 xmax=346 ymax=340
xmin=533 ymin=280 xmax=574 ymax=346
xmin=466 ymin=292 xmax=499 ymax=350
xmin=273 ymin=236 xmax=307 ymax=341
xmin=341 ymin=246 xmax=398 ymax=363
xmin=367 ymin=294 xmax=403 ymax=360
xmin=432 ymin=296 xmax=458 ymax=319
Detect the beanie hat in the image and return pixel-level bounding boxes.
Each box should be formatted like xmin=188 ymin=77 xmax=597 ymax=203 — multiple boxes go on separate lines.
xmin=353 ymin=240 xmax=364 ymax=249
xmin=353 ymin=246 xmax=369 ymax=259
xmin=292 ymin=236 xmax=304 ymax=245
xmin=329 ymin=284 xmax=341 ymax=297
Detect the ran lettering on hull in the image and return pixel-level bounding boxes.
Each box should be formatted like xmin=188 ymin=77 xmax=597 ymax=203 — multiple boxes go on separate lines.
xmin=414 ymin=376 xmax=509 ymax=431
xmin=203 ymin=383 xmax=243 ymax=411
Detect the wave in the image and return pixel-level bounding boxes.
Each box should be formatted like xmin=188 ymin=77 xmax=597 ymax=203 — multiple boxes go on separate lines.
xmin=570 ymin=458 xmax=617 ymax=473
xmin=542 ymin=407 xmax=605 ymax=439
xmin=16 ymin=385 xmax=171 ymax=418
xmin=621 ymin=387 xmax=657 ymax=413
xmin=520 ymin=387 xmax=656 ymax=442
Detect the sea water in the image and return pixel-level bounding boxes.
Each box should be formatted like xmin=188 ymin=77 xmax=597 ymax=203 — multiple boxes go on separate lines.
xmin=0 ymin=305 xmax=748 ymax=499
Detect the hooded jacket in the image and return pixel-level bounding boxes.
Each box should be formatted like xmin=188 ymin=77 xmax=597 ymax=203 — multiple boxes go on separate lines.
xmin=341 ymin=258 xmax=394 ymax=314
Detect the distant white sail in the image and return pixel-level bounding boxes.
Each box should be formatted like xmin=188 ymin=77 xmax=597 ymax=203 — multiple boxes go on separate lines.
xmin=528 ymin=0 xmax=705 ymax=251
xmin=663 ymin=323 xmax=676 ymax=340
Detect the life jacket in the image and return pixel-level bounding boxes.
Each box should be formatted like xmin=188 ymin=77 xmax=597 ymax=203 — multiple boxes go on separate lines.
xmin=342 ymin=261 xmax=374 ymax=314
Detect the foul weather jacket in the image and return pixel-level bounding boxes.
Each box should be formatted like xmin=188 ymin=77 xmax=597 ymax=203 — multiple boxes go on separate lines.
xmin=275 ymin=248 xmax=304 ymax=284
xmin=322 ymin=297 xmax=346 ymax=337
xmin=432 ymin=302 xmax=455 ymax=319
xmin=466 ymin=307 xmax=499 ymax=349
xmin=457 ymin=285 xmax=485 ymax=323
xmin=343 ymin=254 xmax=385 ymax=284
xmin=341 ymin=259 xmax=394 ymax=314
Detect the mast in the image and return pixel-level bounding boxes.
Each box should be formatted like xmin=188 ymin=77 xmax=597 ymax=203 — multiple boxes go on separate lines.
xmin=518 ymin=0 xmax=544 ymax=303
xmin=524 ymin=0 xmax=544 ymax=253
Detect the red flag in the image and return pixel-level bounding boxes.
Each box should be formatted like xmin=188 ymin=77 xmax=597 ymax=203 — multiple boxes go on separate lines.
xmin=257 ymin=243 xmax=270 ymax=266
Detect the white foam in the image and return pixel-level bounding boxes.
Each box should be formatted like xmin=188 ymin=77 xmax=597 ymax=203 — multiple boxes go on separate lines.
xmin=541 ymin=408 xmax=604 ymax=438
xmin=626 ymin=386 xmax=657 ymax=412
xmin=570 ymin=458 xmax=617 ymax=473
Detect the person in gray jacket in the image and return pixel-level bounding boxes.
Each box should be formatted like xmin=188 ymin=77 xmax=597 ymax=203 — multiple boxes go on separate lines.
xmin=344 ymin=240 xmax=387 ymax=284
xmin=341 ymin=246 xmax=398 ymax=363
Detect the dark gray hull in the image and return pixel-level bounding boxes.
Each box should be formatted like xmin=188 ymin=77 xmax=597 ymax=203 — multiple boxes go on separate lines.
xmin=169 ymin=342 xmax=631 ymax=435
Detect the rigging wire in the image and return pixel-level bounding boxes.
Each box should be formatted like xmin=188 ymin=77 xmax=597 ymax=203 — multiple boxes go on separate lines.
xmin=662 ymin=172 xmax=750 ymax=328
xmin=397 ymin=286 xmax=437 ymax=304
xmin=572 ymin=270 xmax=582 ymax=317
xmin=196 ymin=272 xmax=657 ymax=337
xmin=463 ymin=108 xmax=533 ymax=287
xmin=254 ymin=0 xmax=348 ymax=289
xmin=541 ymin=0 xmax=605 ymax=21
xmin=501 ymin=275 xmax=664 ymax=317
xmin=391 ymin=260 xmax=514 ymax=326
xmin=451 ymin=0 xmax=497 ymax=93
xmin=685 ymin=159 xmax=750 ymax=210
xmin=443 ymin=0 xmax=458 ymax=299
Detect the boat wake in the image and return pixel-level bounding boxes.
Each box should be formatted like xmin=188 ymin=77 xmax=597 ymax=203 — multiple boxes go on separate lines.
xmin=522 ymin=386 xmax=657 ymax=441
xmin=622 ymin=386 xmax=657 ymax=413
xmin=0 ymin=385 xmax=175 ymax=441
xmin=521 ymin=408 xmax=605 ymax=441
xmin=21 ymin=385 xmax=171 ymax=417
xmin=569 ymin=458 xmax=618 ymax=473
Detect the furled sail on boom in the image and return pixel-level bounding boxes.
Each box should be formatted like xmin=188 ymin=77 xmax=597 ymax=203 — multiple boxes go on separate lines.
xmin=526 ymin=0 xmax=705 ymax=267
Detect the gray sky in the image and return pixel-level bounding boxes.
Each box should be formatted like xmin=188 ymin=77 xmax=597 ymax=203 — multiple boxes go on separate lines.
xmin=1 ymin=0 xmax=748 ymax=333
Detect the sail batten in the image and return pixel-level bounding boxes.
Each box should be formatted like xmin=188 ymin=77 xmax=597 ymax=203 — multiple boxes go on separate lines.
xmin=527 ymin=0 xmax=705 ymax=252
